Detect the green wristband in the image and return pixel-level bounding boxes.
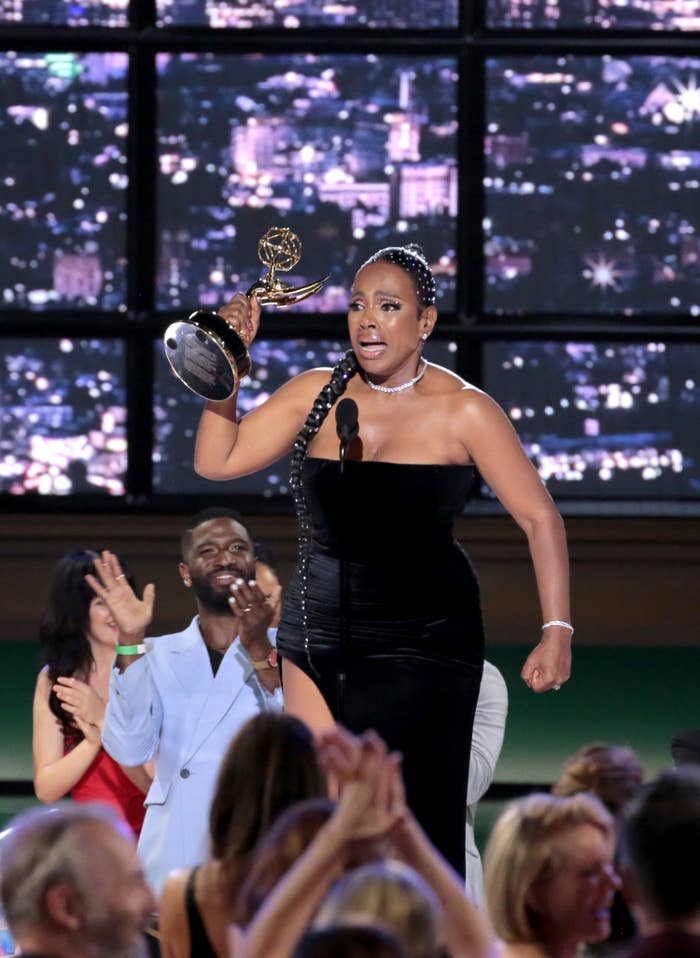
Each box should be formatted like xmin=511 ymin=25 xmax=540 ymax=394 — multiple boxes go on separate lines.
xmin=115 ymin=643 xmax=146 ymax=656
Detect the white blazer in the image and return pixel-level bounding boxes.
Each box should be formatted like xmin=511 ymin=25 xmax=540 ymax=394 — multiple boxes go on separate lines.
xmin=102 ymin=616 xmax=282 ymax=895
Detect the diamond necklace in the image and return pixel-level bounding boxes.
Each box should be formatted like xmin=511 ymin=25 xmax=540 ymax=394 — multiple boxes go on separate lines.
xmin=365 ymin=360 xmax=428 ymax=394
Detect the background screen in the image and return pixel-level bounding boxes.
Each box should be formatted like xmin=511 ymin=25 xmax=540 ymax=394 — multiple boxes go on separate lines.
xmin=0 ymin=338 xmax=127 ymax=496
xmin=156 ymin=53 xmax=458 ymax=313
xmin=487 ymin=0 xmax=700 ymax=30
xmin=156 ymin=0 xmax=458 ymax=29
xmin=0 ymin=51 xmax=129 ymax=313
xmin=0 ymin=0 xmax=128 ymax=26
xmin=483 ymin=340 xmax=700 ymax=499
xmin=485 ymin=55 xmax=700 ymax=317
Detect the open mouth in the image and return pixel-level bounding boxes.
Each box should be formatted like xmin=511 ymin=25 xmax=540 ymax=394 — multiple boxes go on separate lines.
xmin=357 ymin=340 xmax=387 ymax=357
xmin=209 ymin=570 xmax=241 ymax=586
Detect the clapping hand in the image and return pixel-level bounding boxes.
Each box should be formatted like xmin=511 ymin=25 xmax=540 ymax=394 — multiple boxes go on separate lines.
xmin=53 ymin=677 xmax=105 ymax=743
xmin=316 ymin=726 xmax=406 ymax=846
xmin=85 ymin=550 xmax=156 ymax=642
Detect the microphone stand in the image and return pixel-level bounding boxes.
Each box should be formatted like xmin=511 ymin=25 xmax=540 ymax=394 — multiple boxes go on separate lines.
xmin=337 ymin=432 xmax=350 ymax=723
xmin=335 ymin=400 xmax=358 ymax=724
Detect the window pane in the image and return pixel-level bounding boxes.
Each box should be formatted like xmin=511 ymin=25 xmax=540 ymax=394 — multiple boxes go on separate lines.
xmin=0 ymin=0 xmax=128 ymax=27
xmin=156 ymin=0 xmax=458 ymax=30
xmin=487 ymin=0 xmax=700 ymax=31
xmin=156 ymin=53 xmax=458 ymax=313
xmin=0 ymin=338 xmax=128 ymax=496
xmin=0 ymin=52 xmax=129 ymax=312
xmin=485 ymin=55 xmax=700 ymax=316
xmin=483 ymin=341 xmax=700 ymax=498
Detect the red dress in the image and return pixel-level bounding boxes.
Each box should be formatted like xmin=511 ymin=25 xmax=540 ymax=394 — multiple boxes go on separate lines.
xmin=65 ymin=727 xmax=146 ymax=837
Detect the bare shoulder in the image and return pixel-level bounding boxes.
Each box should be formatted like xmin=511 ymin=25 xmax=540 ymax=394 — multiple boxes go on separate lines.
xmin=35 ymin=666 xmax=51 ymax=694
xmin=427 ymin=366 xmax=501 ymax=413
xmin=161 ymin=868 xmax=191 ymax=904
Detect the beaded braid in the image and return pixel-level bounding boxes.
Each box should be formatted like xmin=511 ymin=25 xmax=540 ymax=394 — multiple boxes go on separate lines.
xmin=288 ymin=349 xmax=359 ymax=676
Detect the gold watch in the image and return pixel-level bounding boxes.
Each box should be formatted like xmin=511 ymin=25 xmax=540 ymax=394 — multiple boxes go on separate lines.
xmin=251 ymin=647 xmax=278 ymax=671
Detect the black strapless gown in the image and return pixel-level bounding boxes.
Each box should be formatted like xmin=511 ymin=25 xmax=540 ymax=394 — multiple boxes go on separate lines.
xmin=277 ymin=457 xmax=485 ymax=875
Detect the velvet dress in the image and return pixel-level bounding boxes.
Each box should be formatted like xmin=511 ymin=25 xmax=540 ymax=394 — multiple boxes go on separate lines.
xmin=277 ymin=457 xmax=485 ymax=875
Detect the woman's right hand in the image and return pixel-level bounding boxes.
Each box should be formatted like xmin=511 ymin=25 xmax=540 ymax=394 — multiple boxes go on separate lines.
xmin=317 ymin=727 xmax=406 ymax=843
xmin=85 ymin=550 xmax=155 ymax=641
xmin=54 ymin=676 xmax=106 ymax=731
xmin=218 ymin=292 xmax=261 ymax=347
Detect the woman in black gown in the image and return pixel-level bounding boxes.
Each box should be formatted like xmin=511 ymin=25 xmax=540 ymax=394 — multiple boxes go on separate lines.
xmin=194 ymin=244 xmax=572 ymax=876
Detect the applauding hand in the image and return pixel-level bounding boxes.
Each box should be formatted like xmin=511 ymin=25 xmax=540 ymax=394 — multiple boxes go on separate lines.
xmin=85 ymin=551 xmax=155 ymax=642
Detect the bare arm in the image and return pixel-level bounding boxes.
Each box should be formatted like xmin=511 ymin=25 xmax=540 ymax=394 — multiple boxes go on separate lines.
xmin=391 ymin=810 xmax=494 ymax=958
xmin=32 ymin=669 xmax=101 ymax=803
xmin=159 ymin=870 xmax=191 ymax=958
xmin=460 ymin=390 xmax=572 ymax=692
xmin=192 ymin=293 xmax=329 ymax=480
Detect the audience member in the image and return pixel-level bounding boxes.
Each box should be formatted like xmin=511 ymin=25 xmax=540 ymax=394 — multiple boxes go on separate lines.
xmin=466 ymin=660 xmax=508 ymax=906
xmin=618 ymin=766 xmax=700 ymax=958
xmin=483 ymin=792 xmax=620 ymax=958
xmin=98 ymin=508 xmax=283 ymax=894
xmin=234 ymin=798 xmax=338 ymax=927
xmin=242 ymin=726 xmax=493 ymax=958
xmin=292 ymin=924 xmax=407 ymax=958
xmin=552 ymin=742 xmax=644 ymax=820
xmin=670 ymin=729 xmax=700 ymax=767
xmin=0 ymin=804 xmax=155 ymax=958
xmin=253 ymin=542 xmax=284 ymax=629
xmin=552 ymin=741 xmax=644 ymax=950
xmin=159 ymin=712 xmax=327 ymax=958
xmin=315 ymin=860 xmax=443 ymax=958
xmin=33 ymin=550 xmax=150 ymax=835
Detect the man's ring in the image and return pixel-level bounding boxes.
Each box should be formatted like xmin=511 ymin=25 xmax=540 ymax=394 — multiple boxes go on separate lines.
xmin=552 ymin=684 xmax=561 ymax=691
xmin=241 ymin=605 xmax=252 ymax=614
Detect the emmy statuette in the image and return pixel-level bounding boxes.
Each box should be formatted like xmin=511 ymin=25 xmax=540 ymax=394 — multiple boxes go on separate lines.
xmin=163 ymin=226 xmax=329 ymax=401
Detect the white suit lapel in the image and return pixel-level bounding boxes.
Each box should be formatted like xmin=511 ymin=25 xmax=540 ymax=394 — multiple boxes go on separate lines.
xmin=180 ymin=638 xmax=253 ymax=764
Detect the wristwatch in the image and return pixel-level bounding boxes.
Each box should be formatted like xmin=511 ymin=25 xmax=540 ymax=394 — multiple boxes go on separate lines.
xmin=251 ymin=647 xmax=279 ymax=671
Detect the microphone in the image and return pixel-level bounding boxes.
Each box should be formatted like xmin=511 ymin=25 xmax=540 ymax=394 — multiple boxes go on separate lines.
xmin=335 ymin=398 xmax=359 ymax=444
xmin=335 ymin=398 xmax=359 ymax=473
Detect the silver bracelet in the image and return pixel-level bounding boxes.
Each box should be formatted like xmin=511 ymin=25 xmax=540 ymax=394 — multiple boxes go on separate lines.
xmin=542 ymin=620 xmax=574 ymax=635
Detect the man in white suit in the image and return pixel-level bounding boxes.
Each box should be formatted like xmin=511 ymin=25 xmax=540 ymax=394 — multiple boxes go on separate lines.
xmin=100 ymin=508 xmax=282 ymax=895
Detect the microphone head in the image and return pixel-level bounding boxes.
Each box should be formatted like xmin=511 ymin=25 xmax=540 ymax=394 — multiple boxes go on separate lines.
xmin=335 ymin=397 xmax=359 ymax=442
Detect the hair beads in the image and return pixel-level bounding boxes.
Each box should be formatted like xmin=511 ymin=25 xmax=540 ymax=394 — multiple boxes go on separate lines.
xmin=289 ymin=350 xmax=359 ymax=675
xmin=357 ymin=244 xmax=437 ymax=308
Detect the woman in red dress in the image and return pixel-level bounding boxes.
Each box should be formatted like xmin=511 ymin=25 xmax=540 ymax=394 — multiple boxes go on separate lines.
xmin=32 ymin=550 xmax=151 ymax=836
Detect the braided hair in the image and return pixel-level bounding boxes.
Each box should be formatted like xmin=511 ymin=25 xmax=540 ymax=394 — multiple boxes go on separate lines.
xmin=288 ymin=349 xmax=359 ymax=673
xmin=356 ymin=243 xmax=437 ymax=309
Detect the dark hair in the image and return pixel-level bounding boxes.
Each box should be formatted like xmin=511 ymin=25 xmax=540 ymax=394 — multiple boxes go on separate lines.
xmin=293 ymin=925 xmax=407 ymax=958
xmin=552 ymin=742 xmax=644 ymax=819
xmin=620 ymin=767 xmax=700 ymax=921
xmin=288 ymin=350 xmax=359 ymax=676
xmin=671 ymin=728 xmax=700 ymax=767
xmin=356 ymin=244 xmax=437 ymax=309
xmin=234 ymin=797 xmax=336 ymax=926
xmin=253 ymin=541 xmax=280 ymax=574
xmin=39 ymin=550 xmax=136 ymax=727
xmin=180 ymin=507 xmax=247 ymax=557
xmin=209 ymin=713 xmax=327 ymax=913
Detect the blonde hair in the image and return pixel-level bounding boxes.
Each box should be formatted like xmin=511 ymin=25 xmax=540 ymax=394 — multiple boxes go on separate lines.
xmin=552 ymin=742 xmax=644 ymax=818
xmin=483 ymin=792 xmax=614 ymax=943
xmin=315 ymin=860 xmax=443 ymax=958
